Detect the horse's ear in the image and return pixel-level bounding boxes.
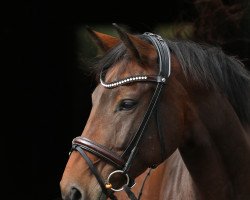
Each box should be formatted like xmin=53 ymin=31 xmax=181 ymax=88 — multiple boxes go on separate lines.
xmin=113 ymin=23 xmax=157 ymax=64
xmin=86 ymin=26 xmax=120 ymax=52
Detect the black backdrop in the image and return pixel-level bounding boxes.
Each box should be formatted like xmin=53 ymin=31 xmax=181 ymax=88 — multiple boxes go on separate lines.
xmin=4 ymin=1 xmax=249 ymax=200
xmin=32 ymin=2 xmax=195 ymax=200
xmin=5 ymin=1 xmax=195 ymax=200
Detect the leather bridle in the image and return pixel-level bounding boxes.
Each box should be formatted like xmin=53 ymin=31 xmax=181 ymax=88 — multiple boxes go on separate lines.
xmin=70 ymin=32 xmax=171 ymax=200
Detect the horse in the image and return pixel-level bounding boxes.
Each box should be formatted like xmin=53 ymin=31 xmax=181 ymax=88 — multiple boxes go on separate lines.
xmin=60 ymin=24 xmax=250 ymax=200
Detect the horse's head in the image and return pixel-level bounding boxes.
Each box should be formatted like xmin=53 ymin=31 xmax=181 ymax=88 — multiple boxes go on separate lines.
xmin=60 ymin=25 xmax=187 ymax=200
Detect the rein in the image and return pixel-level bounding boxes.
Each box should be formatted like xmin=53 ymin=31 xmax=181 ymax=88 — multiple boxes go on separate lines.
xmin=70 ymin=32 xmax=171 ymax=199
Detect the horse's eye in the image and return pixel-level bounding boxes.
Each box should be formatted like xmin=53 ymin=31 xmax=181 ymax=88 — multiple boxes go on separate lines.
xmin=118 ymin=99 xmax=137 ymax=111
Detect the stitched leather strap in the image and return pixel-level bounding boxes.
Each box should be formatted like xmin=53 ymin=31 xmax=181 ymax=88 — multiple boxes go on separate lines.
xmin=73 ymin=145 xmax=107 ymax=192
xmin=72 ymin=137 xmax=125 ymax=168
xmin=72 ymin=145 xmax=118 ymax=200
xmin=123 ymin=185 xmax=138 ymax=200
xmin=122 ymin=33 xmax=170 ymax=172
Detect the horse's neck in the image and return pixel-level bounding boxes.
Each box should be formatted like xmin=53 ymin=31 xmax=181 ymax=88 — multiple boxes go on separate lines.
xmin=179 ymin=91 xmax=250 ymax=200
xmin=158 ymin=150 xmax=198 ymax=200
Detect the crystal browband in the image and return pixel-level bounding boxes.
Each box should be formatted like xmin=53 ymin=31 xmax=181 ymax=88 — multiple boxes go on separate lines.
xmin=100 ymin=75 xmax=166 ymax=89
xmin=99 ymin=32 xmax=170 ymax=89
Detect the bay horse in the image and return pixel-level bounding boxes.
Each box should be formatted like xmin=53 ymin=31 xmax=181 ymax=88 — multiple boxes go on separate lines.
xmin=60 ymin=24 xmax=250 ymax=200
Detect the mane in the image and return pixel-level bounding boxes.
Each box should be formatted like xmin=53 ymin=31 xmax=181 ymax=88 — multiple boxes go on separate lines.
xmin=166 ymin=39 xmax=250 ymax=124
xmin=94 ymin=36 xmax=250 ymax=124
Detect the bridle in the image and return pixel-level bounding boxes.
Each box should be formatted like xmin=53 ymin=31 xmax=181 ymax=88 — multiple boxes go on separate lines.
xmin=70 ymin=32 xmax=171 ymax=199
xmin=70 ymin=32 xmax=170 ymax=199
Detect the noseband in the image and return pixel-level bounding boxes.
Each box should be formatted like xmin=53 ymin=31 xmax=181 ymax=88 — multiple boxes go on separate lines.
xmin=70 ymin=32 xmax=171 ymax=199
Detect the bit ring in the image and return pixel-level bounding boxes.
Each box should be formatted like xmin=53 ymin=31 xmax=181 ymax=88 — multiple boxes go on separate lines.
xmin=106 ymin=170 xmax=130 ymax=192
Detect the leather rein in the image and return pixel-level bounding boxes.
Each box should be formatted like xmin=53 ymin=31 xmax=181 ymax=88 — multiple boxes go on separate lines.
xmin=70 ymin=32 xmax=171 ymax=199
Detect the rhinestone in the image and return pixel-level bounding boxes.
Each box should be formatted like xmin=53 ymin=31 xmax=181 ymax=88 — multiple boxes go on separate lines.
xmin=162 ymin=78 xmax=166 ymax=82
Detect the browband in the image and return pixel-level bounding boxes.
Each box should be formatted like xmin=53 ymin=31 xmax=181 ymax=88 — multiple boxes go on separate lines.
xmin=100 ymin=75 xmax=166 ymax=88
xmin=100 ymin=32 xmax=170 ymax=89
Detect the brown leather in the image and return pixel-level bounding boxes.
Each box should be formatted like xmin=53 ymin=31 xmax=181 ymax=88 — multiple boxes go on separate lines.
xmin=72 ymin=137 xmax=125 ymax=168
xmin=146 ymin=75 xmax=165 ymax=83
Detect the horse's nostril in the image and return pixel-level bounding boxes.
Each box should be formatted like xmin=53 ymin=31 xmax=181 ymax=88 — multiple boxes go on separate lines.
xmin=69 ymin=187 xmax=82 ymax=200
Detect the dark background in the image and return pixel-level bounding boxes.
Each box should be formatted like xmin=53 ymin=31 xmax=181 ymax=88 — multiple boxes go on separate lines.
xmin=4 ymin=1 xmax=249 ymax=200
